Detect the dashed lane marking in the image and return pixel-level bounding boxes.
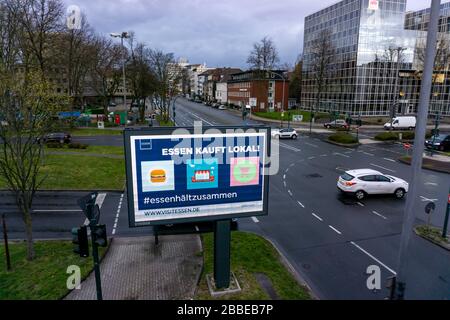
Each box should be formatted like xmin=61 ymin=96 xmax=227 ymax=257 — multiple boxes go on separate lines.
xmin=288 ymin=190 xmax=293 ymax=196
xmin=333 ymin=153 xmax=350 ymax=158
xmin=383 ymin=158 xmax=396 ymax=163
xmin=350 ymin=241 xmax=397 ymax=275
xmin=297 ymin=201 xmax=305 ymax=208
xmin=312 ymin=213 xmax=323 ymax=222
xmin=372 ymin=211 xmax=388 ymax=220
xmin=370 ymin=163 xmax=396 ymax=173
xmin=252 ymin=217 xmax=260 ymax=223
xmin=329 ymin=225 xmax=342 ymax=235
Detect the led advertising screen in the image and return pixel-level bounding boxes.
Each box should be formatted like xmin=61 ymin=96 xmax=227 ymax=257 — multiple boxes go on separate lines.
xmin=124 ymin=127 xmax=270 ymax=227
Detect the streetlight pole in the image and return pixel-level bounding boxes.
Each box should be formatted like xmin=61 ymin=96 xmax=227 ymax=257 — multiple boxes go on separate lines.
xmin=110 ymin=32 xmax=130 ymax=111
xmin=394 ymin=0 xmax=441 ymax=300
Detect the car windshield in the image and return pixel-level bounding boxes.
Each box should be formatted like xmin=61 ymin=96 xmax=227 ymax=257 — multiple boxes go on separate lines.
xmin=341 ymin=173 xmax=354 ymax=181
xmin=432 ymin=135 xmax=446 ymax=142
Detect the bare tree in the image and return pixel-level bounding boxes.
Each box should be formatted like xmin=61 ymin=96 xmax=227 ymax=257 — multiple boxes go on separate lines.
xmin=247 ymin=36 xmax=280 ymax=70
xmin=6 ymin=0 xmax=64 ymax=76
xmin=147 ymin=49 xmax=181 ymax=122
xmin=126 ymin=33 xmax=155 ymax=121
xmin=89 ymin=36 xmax=123 ymax=115
xmin=0 ymin=71 xmax=68 ymax=261
xmin=54 ymin=12 xmax=95 ymax=109
xmin=382 ymin=46 xmax=407 ymax=118
xmin=308 ymin=30 xmax=335 ymax=115
xmin=289 ymin=59 xmax=302 ymax=105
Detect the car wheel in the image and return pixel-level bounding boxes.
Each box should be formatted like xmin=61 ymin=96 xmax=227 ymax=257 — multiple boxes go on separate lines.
xmin=408 ymin=127 xmax=414 ymax=131
xmin=274 ymin=135 xmax=280 ymax=139
xmin=59 ymin=139 xmax=64 ymax=144
xmin=394 ymin=188 xmax=405 ymax=199
xmin=355 ymin=190 xmax=365 ymax=200
xmin=292 ymin=134 xmax=298 ymax=140
xmin=326 ymin=125 xmax=331 ymax=129
xmin=440 ymin=145 xmax=445 ymax=151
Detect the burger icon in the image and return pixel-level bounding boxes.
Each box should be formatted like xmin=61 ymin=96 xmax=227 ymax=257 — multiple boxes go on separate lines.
xmin=150 ymin=169 xmax=166 ymax=183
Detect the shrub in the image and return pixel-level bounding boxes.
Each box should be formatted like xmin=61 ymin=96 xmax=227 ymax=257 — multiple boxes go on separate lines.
xmin=68 ymin=143 xmax=88 ymax=149
xmin=328 ymin=133 xmax=358 ymax=144
xmin=374 ymin=132 xmax=399 ymax=141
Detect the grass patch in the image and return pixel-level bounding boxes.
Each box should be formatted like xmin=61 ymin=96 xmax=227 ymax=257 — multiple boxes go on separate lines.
xmin=375 ymin=131 xmax=433 ymax=141
xmin=415 ymin=225 xmax=450 ymax=250
xmin=328 ymin=133 xmax=358 ymax=144
xmin=70 ymin=128 xmax=122 ymax=136
xmin=0 ymin=240 xmax=106 ymax=300
xmin=45 ymin=145 xmax=124 ymax=156
xmin=196 ymin=232 xmax=311 ymax=300
xmin=156 ymin=115 xmax=175 ymax=127
xmin=253 ymin=111 xmax=331 ymax=123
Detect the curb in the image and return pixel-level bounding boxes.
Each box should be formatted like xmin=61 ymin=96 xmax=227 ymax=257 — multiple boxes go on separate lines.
xmin=324 ymin=139 xmax=360 ymax=148
xmin=60 ymin=237 xmax=115 ymax=300
xmin=398 ymin=157 xmax=450 ymax=174
xmin=414 ymin=227 xmax=450 ymax=251
xmin=242 ymin=230 xmax=318 ymax=300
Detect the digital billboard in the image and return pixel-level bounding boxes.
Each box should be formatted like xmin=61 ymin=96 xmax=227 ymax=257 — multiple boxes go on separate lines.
xmin=124 ymin=127 xmax=270 ymax=227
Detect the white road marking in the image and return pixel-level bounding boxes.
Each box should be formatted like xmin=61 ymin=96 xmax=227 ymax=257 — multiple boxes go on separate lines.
xmin=308 ymin=156 xmax=316 ymax=160
xmin=111 ymin=193 xmax=124 ymax=235
xmin=362 ymin=152 xmax=374 ymax=156
xmin=334 ymin=152 xmax=350 ymax=158
xmin=321 ymin=154 xmax=328 ymax=157
xmin=283 ymin=181 xmax=287 ymax=187
xmin=190 ymin=112 xmax=214 ymax=126
xmin=297 ymin=201 xmax=305 ymax=208
xmin=383 ymin=158 xmax=396 ymax=163
xmin=350 ymin=241 xmax=397 ymax=275
xmin=312 ymin=213 xmax=323 ymax=222
xmin=372 ymin=211 xmax=388 ymax=220
xmin=420 ymin=196 xmax=438 ymax=202
xmin=283 ymin=174 xmax=286 ymax=180
xmin=252 ymin=217 xmax=260 ymax=223
xmin=305 ymin=142 xmax=319 ymax=148
xmin=288 ymin=190 xmax=293 ymax=196
xmin=357 ymin=202 xmax=365 ymax=207
xmin=370 ymin=163 xmax=396 ymax=173
xmin=33 ymin=209 xmax=82 ymax=212
xmin=277 ymin=142 xmax=301 ymax=152
xmin=328 ymin=225 xmax=342 ymax=235
xmin=425 ymin=182 xmax=438 ymax=186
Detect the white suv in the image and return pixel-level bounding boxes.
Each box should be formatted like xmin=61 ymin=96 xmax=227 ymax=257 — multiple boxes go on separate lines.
xmin=337 ymin=169 xmax=409 ymax=200
xmin=272 ymin=128 xmax=298 ymax=140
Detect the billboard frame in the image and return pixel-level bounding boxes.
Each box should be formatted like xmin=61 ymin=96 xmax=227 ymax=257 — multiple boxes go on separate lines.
xmin=124 ymin=126 xmax=271 ymax=228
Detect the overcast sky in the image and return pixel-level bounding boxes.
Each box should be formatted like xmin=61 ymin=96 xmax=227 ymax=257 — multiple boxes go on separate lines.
xmin=63 ymin=0 xmax=445 ymax=69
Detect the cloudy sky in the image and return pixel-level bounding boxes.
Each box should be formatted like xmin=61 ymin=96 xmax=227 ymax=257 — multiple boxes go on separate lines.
xmin=63 ymin=0 xmax=443 ymax=68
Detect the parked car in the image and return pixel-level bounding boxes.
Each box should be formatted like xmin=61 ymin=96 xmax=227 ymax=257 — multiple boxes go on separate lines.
xmin=324 ymin=119 xmax=349 ymax=129
xmin=337 ymin=169 xmax=409 ymax=200
xmin=384 ymin=116 xmax=416 ymax=130
xmin=271 ymin=128 xmax=298 ymax=140
xmin=218 ymin=105 xmax=227 ymax=110
xmin=425 ymin=134 xmax=450 ymax=151
xmin=40 ymin=132 xmax=72 ymax=144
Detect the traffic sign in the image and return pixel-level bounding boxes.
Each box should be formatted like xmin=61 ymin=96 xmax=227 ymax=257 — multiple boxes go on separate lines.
xmin=425 ymin=202 xmax=436 ymax=215
xmin=403 ymin=143 xmax=412 ymax=150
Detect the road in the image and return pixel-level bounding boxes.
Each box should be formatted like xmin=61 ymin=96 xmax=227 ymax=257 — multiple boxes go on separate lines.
xmin=172 ymin=98 xmax=450 ymax=300
xmin=2 ymin=97 xmax=449 ymax=299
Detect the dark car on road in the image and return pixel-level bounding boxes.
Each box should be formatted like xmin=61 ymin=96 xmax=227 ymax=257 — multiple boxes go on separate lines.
xmin=39 ymin=132 xmax=72 ymax=144
xmin=324 ymin=119 xmax=349 ymax=129
xmin=425 ymin=134 xmax=450 ymax=151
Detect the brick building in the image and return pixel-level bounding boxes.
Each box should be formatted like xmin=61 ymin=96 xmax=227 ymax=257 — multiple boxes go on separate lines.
xmin=227 ymin=70 xmax=289 ymax=112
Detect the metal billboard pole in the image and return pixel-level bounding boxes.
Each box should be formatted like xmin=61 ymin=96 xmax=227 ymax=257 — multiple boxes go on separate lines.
xmin=394 ymin=0 xmax=441 ymax=300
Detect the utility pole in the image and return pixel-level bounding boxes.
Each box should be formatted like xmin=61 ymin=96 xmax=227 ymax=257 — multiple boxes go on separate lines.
xmin=394 ymin=0 xmax=441 ymax=300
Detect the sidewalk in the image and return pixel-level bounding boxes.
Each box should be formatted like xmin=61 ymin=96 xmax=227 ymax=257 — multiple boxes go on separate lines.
xmin=65 ymin=235 xmax=203 ymax=300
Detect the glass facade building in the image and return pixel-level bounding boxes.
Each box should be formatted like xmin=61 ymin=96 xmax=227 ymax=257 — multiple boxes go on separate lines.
xmin=302 ymin=0 xmax=450 ymax=117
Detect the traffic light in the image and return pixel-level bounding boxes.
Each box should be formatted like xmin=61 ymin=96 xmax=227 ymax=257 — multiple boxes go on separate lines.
xmin=92 ymin=224 xmax=108 ymax=247
xmin=72 ymin=226 xmax=89 ymax=257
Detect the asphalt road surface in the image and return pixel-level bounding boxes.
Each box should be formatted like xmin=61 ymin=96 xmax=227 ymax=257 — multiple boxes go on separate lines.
xmin=3 ymin=98 xmax=449 ymax=300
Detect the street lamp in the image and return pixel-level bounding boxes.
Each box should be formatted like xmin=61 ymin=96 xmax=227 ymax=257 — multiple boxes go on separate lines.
xmin=110 ymin=32 xmax=130 ymax=112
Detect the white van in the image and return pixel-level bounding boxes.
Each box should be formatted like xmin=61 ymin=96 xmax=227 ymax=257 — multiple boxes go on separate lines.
xmin=384 ymin=116 xmax=416 ymax=130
